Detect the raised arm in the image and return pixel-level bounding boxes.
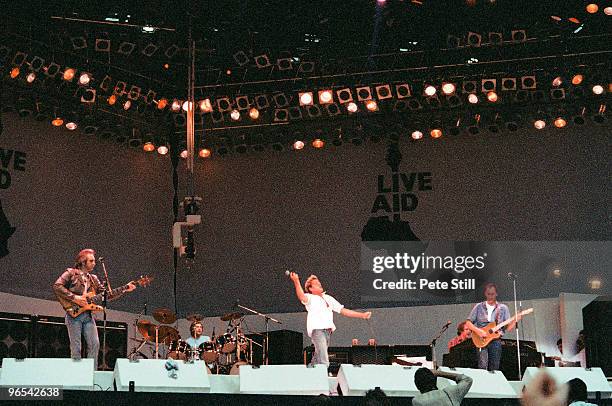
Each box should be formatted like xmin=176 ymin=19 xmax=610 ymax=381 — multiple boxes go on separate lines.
xmin=289 ymin=272 xmax=308 ymax=303
xmin=340 ymin=308 xmax=371 ymax=319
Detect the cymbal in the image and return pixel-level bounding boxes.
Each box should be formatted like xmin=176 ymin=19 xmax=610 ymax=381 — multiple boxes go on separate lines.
xmin=153 ymin=307 xmax=177 ymax=324
xmin=186 ymin=313 xmax=204 ymax=322
xmin=136 ymin=320 xmax=157 ymax=341
xmin=220 ymin=312 xmax=244 ymax=321
xmin=158 ymin=325 xmax=180 ymax=344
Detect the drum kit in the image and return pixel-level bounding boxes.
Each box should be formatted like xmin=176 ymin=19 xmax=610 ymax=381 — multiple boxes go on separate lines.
xmin=127 ymin=307 xmax=262 ymax=375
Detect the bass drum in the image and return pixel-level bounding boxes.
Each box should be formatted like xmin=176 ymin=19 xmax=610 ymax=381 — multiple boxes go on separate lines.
xmin=198 ymin=341 xmax=219 ymax=363
xmin=229 ymin=361 xmax=249 ymax=376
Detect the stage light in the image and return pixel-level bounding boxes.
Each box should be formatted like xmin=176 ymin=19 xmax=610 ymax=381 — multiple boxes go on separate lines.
xmin=182 ymin=101 xmax=193 ymax=112
xmin=199 ymin=148 xmax=212 ymax=158
xmin=78 ymin=72 xmax=91 ymax=86
xmin=487 ymin=91 xmax=498 ymax=102
xmin=395 ymin=84 xmax=411 ymax=99
xmin=356 ymin=86 xmax=373 ymax=101
xmin=26 ymin=72 xmax=36 ymax=83
xmin=441 ymin=83 xmax=456 ymax=95
xmin=230 ymin=109 xmax=241 ymax=121
xmin=430 ymin=129 xmax=443 ymax=138
xmin=171 ymin=99 xmax=181 ymax=112
xmin=605 ymin=6 xmax=612 ymax=15
xmin=180 ymin=149 xmax=189 ymax=159
xmin=501 ymin=78 xmax=517 ymax=91
xmin=9 ymin=67 xmax=20 ymax=79
xmin=553 ymin=117 xmax=567 ymax=128
xmin=199 ymin=99 xmax=213 ymax=113
xmin=468 ymin=94 xmax=479 ymax=104
xmin=157 ymin=145 xmax=169 ymax=155
xmin=66 ymin=121 xmax=77 ymax=131
xmin=411 ymin=130 xmax=423 ymax=140
xmin=337 ymin=88 xmax=354 ymax=103
xmin=157 ymin=98 xmax=168 ymax=110
xmin=63 ymin=68 xmax=76 ymax=81
xmin=51 ymin=117 xmax=64 ymax=127
xmin=299 ymin=92 xmax=314 ymax=106
xmin=143 ymin=142 xmax=155 ymax=152
xmin=424 ymin=85 xmax=437 ymax=96
xmin=552 ymin=76 xmax=563 ymax=87
xmin=375 ymin=85 xmax=392 ymax=100
xmin=586 ymin=3 xmax=598 ymax=13
xmin=292 ymin=140 xmax=305 ymax=150
xmin=534 ymin=119 xmax=546 ymax=130
xmin=312 ymin=138 xmax=325 ymax=149
xmin=248 ymin=107 xmax=260 ymax=120
xmin=123 ymin=100 xmax=132 ymax=110
xmin=365 ymin=100 xmax=378 ymax=112
xmin=318 ymin=90 xmax=333 ymax=104
xmin=592 ymin=85 xmax=604 ymax=95
xmin=347 ymin=102 xmax=358 ymax=113
xmin=589 ymin=278 xmax=601 ymax=290
xmin=107 ymin=95 xmax=117 ymax=105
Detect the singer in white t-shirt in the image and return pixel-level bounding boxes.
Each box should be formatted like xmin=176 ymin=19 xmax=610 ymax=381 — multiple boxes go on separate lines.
xmin=289 ymin=272 xmax=371 ymax=366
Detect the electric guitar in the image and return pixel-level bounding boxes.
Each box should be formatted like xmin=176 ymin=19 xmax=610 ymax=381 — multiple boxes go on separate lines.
xmin=471 ymin=308 xmax=533 ymax=349
xmin=60 ymin=275 xmax=153 ymax=318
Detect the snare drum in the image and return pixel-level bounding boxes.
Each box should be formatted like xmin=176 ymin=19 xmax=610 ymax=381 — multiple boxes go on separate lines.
xmin=216 ymin=333 xmax=236 ymax=353
xmin=167 ymin=339 xmax=188 ymax=361
xmin=198 ymin=341 xmax=219 ymax=363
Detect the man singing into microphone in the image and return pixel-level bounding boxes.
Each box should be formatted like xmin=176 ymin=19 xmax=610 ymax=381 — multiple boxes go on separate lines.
xmin=289 ymin=272 xmax=371 ymax=366
xmin=53 ymin=249 xmax=135 ymax=369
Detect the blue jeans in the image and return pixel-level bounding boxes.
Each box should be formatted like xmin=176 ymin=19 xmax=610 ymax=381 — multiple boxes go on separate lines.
xmin=65 ymin=312 xmax=99 ymax=370
xmin=478 ymin=339 xmax=502 ymax=371
xmin=310 ymin=329 xmax=331 ymax=366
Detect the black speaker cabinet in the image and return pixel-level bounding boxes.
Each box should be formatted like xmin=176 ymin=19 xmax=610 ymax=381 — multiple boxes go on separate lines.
xmin=246 ymin=329 xmax=303 ymax=365
xmin=582 ymin=295 xmax=611 ymax=376
xmin=0 ymin=313 xmax=32 ymax=366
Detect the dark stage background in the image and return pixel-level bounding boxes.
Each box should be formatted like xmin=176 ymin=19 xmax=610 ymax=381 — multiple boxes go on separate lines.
xmin=0 ymin=114 xmax=609 ymax=316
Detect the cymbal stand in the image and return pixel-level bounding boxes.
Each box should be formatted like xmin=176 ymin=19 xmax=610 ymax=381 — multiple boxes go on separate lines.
xmin=236 ymin=303 xmax=282 ymax=365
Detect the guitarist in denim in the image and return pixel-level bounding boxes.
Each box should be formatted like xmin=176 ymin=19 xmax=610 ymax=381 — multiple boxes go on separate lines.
xmin=53 ymin=249 xmax=135 ymax=369
xmin=465 ymin=283 xmax=518 ymax=371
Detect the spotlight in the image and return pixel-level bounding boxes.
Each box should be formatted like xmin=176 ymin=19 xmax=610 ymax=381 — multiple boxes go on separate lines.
xmin=605 ymin=6 xmax=612 ymax=15
xmin=347 ymin=102 xmax=358 ymax=113
xmin=78 ymin=72 xmax=91 ymax=86
xmin=592 ymin=85 xmax=604 ymax=95
xmin=424 ymin=85 xmax=437 ymax=97
xmin=157 ymin=145 xmax=169 ymax=155
xmin=180 ymin=149 xmax=189 ymax=159
xmin=312 ymin=138 xmax=325 ymax=149
xmin=157 ymin=98 xmax=168 ymax=110
xmin=66 ymin=121 xmax=78 ymax=131
xmin=182 ymin=101 xmax=193 ymax=112
xmin=501 ymin=78 xmax=517 ymax=91
xmin=51 ymin=117 xmax=64 ymax=127
xmin=586 ymin=3 xmax=598 ymax=13
xmin=230 ymin=109 xmax=241 ymax=121
xmin=10 ymin=67 xmax=20 ymax=79
xmin=430 ymin=129 xmax=443 ymax=138
xmin=441 ymin=83 xmax=456 ymax=95
xmin=114 ymin=81 xmax=127 ymax=95
xmin=199 ymin=148 xmax=212 ymax=158
xmin=395 ymin=84 xmax=411 ymax=99
xmin=468 ymin=94 xmax=479 ymax=104
xmin=375 ymin=84 xmax=392 ymax=100
xmin=63 ymin=68 xmax=76 ymax=81
xmin=552 ymin=76 xmax=563 ymax=87
xmin=107 ymin=95 xmax=117 ymax=105
xmin=306 ymin=105 xmax=322 ymax=118
xmin=123 ymin=100 xmax=132 ymax=110
xmin=462 ymin=81 xmax=478 ymax=93
xmin=318 ymin=90 xmax=333 ymax=104
xmin=171 ymin=99 xmax=181 ymax=112
xmin=249 ymin=107 xmax=260 ymax=120
xmin=199 ymin=99 xmax=213 ymax=112
xmin=488 ymin=32 xmax=503 ymax=45
xmin=411 ymin=130 xmax=424 ymax=140
xmin=467 ymin=32 xmax=482 ymax=47
xmin=143 ymin=142 xmax=155 ymax=152
xmin=481 ymin=79 xmax=496 ymax=92
xmin=487 ymin=92 xmax=498 ymax=102
xmin=299 ymin=92 xmax=314 ymax=106
xmin=272 ymin=93 xmax=289 ymax=108
xmin=521 ymin=76 xmax=537 ymax=89
xmin=336 ymin=88 xmax=353 ymax=103
xmin=511 ymin=30 xmax=527 ymax=43
xmin=274 ymin=109 xmax=289 ymax=122
xmin=553 ymin=117 xmax=567 ymax=128
xmin=550 ymin=88 xmax=566 ymax=100
xmin=589 ymin=278 xmax=602 ymax=290
xmin=236 ymin=95 xmax=250 ymax=110
xmin=292 ymin=140 xmax=305 ymax=150
xmin=26 ymin=72 xmax=36 ymax=83
xmin=534 ymin=119 xmax=546 ymax=130
xmin=365 ymin=100 xmax=378 ymax=112
xmin=356 ymin=86 xmax=373 ymax=101
xmin=81 ymin=88 xmax=96 ymax=103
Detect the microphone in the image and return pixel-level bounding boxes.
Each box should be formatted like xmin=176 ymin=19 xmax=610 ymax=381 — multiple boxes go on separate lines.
xmin=98 ymin=256 xmax=104 ymax=262
xmin=444 ymin=320 xmax=452 ymax=327
xmin=508 ymin=272 xmax=517 ymax=280
xmin=285 ymin=270 xmax=291 ymax=277
xmin=144 ymin=302 xmax=148 ymax=315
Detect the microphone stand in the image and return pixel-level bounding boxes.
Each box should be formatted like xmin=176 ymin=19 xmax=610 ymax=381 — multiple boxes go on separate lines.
xmin=99 ymin=259 xmax=111 ymax=371
xmin=510 ymin=274 xmax=522 ymax=380
xmin=236 ymin=303 xmax=282 ymax=365
xmin=430 ymin=321 xmax=451 ymax=369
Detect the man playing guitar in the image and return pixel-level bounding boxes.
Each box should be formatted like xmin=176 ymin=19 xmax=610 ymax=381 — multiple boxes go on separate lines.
xmin=53 ymin=249 xmax=136 ymax=369
xmin=465 ymin=283 xmax=520 ymax=371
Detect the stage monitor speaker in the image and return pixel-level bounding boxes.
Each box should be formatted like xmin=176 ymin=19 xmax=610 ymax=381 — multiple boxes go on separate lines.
xmin=114 ymin=359 xmax=211 ymax=393
xmin=93 ymin=371 xmax=114 ymax=391
xmin=522 ymin=367 xmax=611 ymax=399
xmin=0 ymin=358 xmax=95 ymax=390
xmin=209 ymin=375 xmax=240 ymax=394
xmin=582 ymin=296 xmax=611 ymax=376
xmin=337 ymin=364 xmax=421 ymax=397
xmin=246 ymin=329 xmax=303 ymax=365
xmin=0 ymin=313 xmax=32 ymax=366
xmin=239 ymin=364 xmax=328 ymax=395
xmin=438 ymin=367 xmax=518 ymax=398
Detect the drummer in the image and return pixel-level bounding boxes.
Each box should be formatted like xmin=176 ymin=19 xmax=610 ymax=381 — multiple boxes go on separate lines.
xmin=186 ymin=321 xmax=211 ymax=350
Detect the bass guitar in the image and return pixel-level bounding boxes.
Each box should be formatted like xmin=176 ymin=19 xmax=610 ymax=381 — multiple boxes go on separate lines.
xmin=60 ymin=275 xmax=153 ymax=318
xmin=471 ymin=308 xmax=533 ymax=349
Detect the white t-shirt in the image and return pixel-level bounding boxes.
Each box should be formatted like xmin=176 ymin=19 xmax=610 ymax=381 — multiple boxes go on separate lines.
xmin=301 ymin=293 xmax=344 ymax=337
xmin=485 ymin=303 xmax=496 ymax=322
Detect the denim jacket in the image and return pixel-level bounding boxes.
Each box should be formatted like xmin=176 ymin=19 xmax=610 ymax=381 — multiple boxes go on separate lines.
xmin=468 ymin=301 xmax=511 ymax=334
